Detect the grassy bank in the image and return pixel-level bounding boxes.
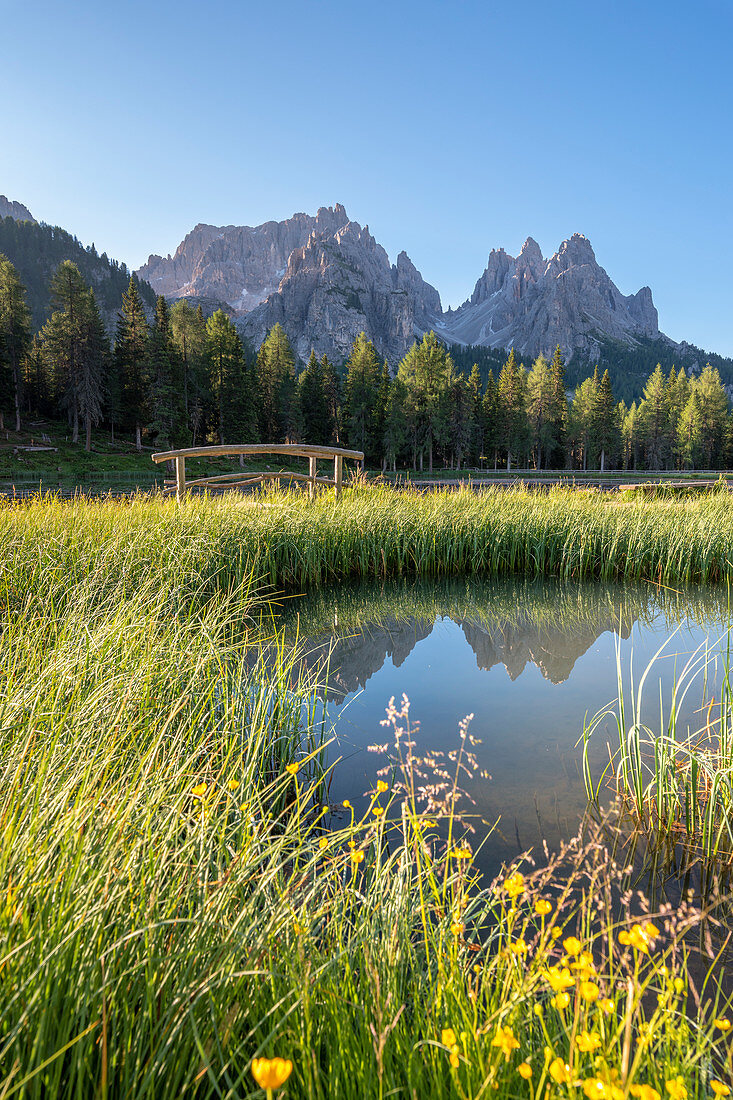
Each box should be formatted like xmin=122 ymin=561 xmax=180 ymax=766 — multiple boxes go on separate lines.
xmin=2 ymin=490 xmax=733 ymax=1096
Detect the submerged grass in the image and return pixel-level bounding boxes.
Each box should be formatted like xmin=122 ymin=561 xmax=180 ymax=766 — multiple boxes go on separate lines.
xmin=2 ymin=489 xmax=733 ymax=1095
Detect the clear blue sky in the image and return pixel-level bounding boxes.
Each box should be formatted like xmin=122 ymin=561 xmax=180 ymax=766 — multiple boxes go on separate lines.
xmin=2 ymin=0 xmax=732 ymax=353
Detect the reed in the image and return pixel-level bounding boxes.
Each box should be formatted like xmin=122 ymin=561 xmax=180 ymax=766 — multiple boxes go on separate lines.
xmin=583 ymin=627 xmax=733 ymax=876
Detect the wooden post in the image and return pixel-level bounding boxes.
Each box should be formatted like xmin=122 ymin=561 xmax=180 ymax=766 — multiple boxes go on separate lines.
xmin=334 ymin=454 xmax=343 ymax=499
xmin=175 ymin=456 xmax=186 ymax=501
xmin=308 ymin=457 xmax=315 ymax=499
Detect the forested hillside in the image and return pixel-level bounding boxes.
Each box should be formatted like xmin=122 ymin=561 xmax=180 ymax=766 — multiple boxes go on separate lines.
xmin=0 ymin=216 xmax=156 ymax=331
xmin=1 ymin=250 xmax=731 ymax=472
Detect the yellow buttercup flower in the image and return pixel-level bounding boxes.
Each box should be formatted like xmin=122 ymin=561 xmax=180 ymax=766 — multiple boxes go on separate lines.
xmin=350 ymin=850 xmax=364 ymax=864
xmin=191 ymin=782 xmax=207 ymax=797
xmin=599 ymin=998 xmax=615 ymax=1014
xmin=631 ymin=1086 xmax=661 ymax=1100
xmin=372 ymin=806 xmax=384 ymax=817
xmin=674 ymin=978 xmax=685 ymax=994
xmin=584 ymin=1080 xmax=624 ymax=1100
xmin=619 ymin=922 xmax=660 ymax=954
xmin=318 ymin=836 xmax=328 ymax=849
xmin=535 ymin=898 xmax=552 ymax=915
xmin=577 ymin=1031 xmax=601 ymax=1053
xmin=342 ymin=799 xmax=351 ymax=809
xmin=580 ymin=980 xmax=600 ymax=1003
xmin=711 ymin=1084 xmax=730 ymax=1098
xmin=552 ymin=992 xmax=571 ymax=1010
xmin=449 ymin=1048 xmax=460 ymax=1068
xmin=551 ymin=927 xmax=562 ymax=940
xmin=285 ymin=762 xmax=299 ymax=776
xmin=546 ymin=966 xmax=574 ymax=992
xmin=227 ymin=779 xmax=239 ymax=790
xmin=666 ymin=1078 xmax=687 ymax=1100
xmin=452 ymin=846 xmax=472 ymax=859
xmin=714 ymin=1018 xmax=732 ymax=1032
xmin=518 ymin=1063 xmax=532 ymax=1079
xmin=510 ymin=938 xmax=527 ymax=955
xmin=442 ymin=1028 xmax=457 ymax=1047
xmin=549 ymin=1058 xmax=572 ymax=1084
xmin=563 ymin=936 xmax=582 ymax=957
xmin=451 ymin=921 xmax=464 ymax=936
xmin=376 ymin=780 xmax=388 ymax=793
xmin=251 ymin=1057 xmax=293 ymax=1090
xmin=503 ymin=871 xmax=525 ymax=898
xmin=491 ymin=1024 xmax=520 ymax=1061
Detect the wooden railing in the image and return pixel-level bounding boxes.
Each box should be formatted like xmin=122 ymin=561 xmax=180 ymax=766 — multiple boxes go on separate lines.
xmin=151 ymin=444 xmax=365 ymax=500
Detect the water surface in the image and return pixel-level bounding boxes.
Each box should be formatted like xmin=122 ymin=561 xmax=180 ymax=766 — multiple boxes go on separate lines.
xmin=279 ymin=577 xmax=732 ymax=879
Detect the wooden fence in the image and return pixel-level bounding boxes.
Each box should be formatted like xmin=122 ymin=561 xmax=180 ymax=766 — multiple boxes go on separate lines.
xmin=151 ymin=444 xmax=365 ymax=501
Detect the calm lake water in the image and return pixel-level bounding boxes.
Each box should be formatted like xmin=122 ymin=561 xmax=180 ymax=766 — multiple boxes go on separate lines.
xmin=280 ymin=577 xmax=733 ymax=880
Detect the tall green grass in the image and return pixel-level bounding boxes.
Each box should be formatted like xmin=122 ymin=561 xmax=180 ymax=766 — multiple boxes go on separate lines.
xmin=4 ymin=485 xmax=733 ymax=615
xmin=2 ymin=490 xmax=733 ymax=1096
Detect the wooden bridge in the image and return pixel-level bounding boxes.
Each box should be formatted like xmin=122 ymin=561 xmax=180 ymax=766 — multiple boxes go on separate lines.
xmin=151 ymin=443 xmax=365 ymax=500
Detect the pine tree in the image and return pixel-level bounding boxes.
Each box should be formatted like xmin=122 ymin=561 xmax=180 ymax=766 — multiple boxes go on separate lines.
xmin=467 ymin=363 xmax=484 ymax=466
xmin=0 ymin=254 xmax=31 ymax=431
xmin=383 ymin=375 xmax=407 ymax=472
xmin=396 ymin=331 xmax=454 ymax=473
xmin=170 ymin=299 xmax=209 ymax=439
xmin=693 ymin=364 xmax=729 ymax=467
xmin=256 ymin=323 xmax=296 ymax=441
xmin=114 ymin=276 xmax=150 ymax=450
xmin=481 ymin=369 xmax=497 ymax=468
xmin=526 ymin=353 xmax=555 ymax=469
xmin=320 ymin=355 xmax=340 ymax=444
xmin=637 ymin=364 xmax=670 ymax=469
xmin=374 ymin=362 xmax=391 ymax=469
xmin=78 ymin=289 xmax=108 ymax=451
xmin=206 ymin=309 xmax=257 ymax=445
xmin=496 ymin=349 xmax=528 ymax=471
xmin=42 ymin=261 xmax=102 ymax=446
xmin=592 ymin=368 xmax=617 ymax=471
xmin=147 ymin=296 xmax=186 ymax=448
xmin=22 ymin=334 xmax=48 ymax=416
xmin=568 ymin=373 xmax=597 ymax=470
xmin=548 ymin=345 xmax=569 ymax=467
xmin=343 ymin=332 xmax=382 ymax=462
xmin=676 ymin=390 xmax=704 ymax=469
xmin=299 ymin=350 xmax=331 ymax=443
xmin=446 ymin=373 xmax=473 ymax=468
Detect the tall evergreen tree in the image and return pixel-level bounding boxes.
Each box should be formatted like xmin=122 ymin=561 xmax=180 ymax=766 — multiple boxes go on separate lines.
xmin=206 ymin=310 xmax=257 ymax=446
xmin=148 ymin=296 xmax=186 ymax=448
xmin=676 ymin=390 xmax=704 ymax=469
xmin=42 ymin=261 xmax=106 ymax=447
xmin=397 ymin=331 xmax=454 ymax=473
xmin=170 ymin=299 xmax=208 ymax=439
xmin=114 ymin=276 xmax=150 ymax=450
xmin=548 ymin=345 xmax=569 ymax=467
xmin=320 ymin=354 xmax=340 ymax=444
xmin=383 ymin=375 xmax=407 ymax=472
xmin=343 ymin=332 xmax=382 ymax=462
xmin=299 ymin=350 xmax=331 ymax=443
xmin=467 ymin=363 xmax=484 ymax=466
xmin=496 ymin=349 xmax=528 ymax=471
xmin=526 ymin=353 xmax=555 ymax=469
xmin=0 ymin=254 xmax=31 ymax=431
xmin=256 ymin=323 xmax=296 ymax=441
xmin=592 ymin=368 xmax=617 ymax=471
xmin=637 ymin=364 xmax=670 ymax=469
xmin=693 ymin=364 xmax=729 ymax=467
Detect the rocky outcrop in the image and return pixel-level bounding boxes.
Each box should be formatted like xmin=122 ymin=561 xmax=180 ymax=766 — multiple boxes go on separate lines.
xmin=238 ymin=219 xmax=442 ymax=362
xmin=437 ymin=233 xmax=659 ymax=361
xmin=138 ymin=207 xmax=665 ymax=364
xmin=0 ymin=195 xmax=34 ymax=222
xmin=138 ymin=204 xmax=351 ymax=308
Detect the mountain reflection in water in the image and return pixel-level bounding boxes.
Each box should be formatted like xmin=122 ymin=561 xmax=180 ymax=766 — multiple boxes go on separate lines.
xmin=271 ymin=577 xmax=732 ymax=879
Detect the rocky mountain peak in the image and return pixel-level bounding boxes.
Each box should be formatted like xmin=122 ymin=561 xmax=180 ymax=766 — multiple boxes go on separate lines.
xmin=0 ymin=195 xmax=34 ymax=222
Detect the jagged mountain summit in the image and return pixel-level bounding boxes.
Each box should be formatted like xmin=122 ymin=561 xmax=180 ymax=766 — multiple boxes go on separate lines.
xmin=0 ymin=195 xmax=34 ymax=222
xmin=437 ymin=234 xmax=659 ymax=361
xmin=139 ymin=204 xmax=352 ymax=310
xmin=137 ymin=206 xmax=666 ymax=365
xmin=138 ymin=204 xmax=441 ymax=362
